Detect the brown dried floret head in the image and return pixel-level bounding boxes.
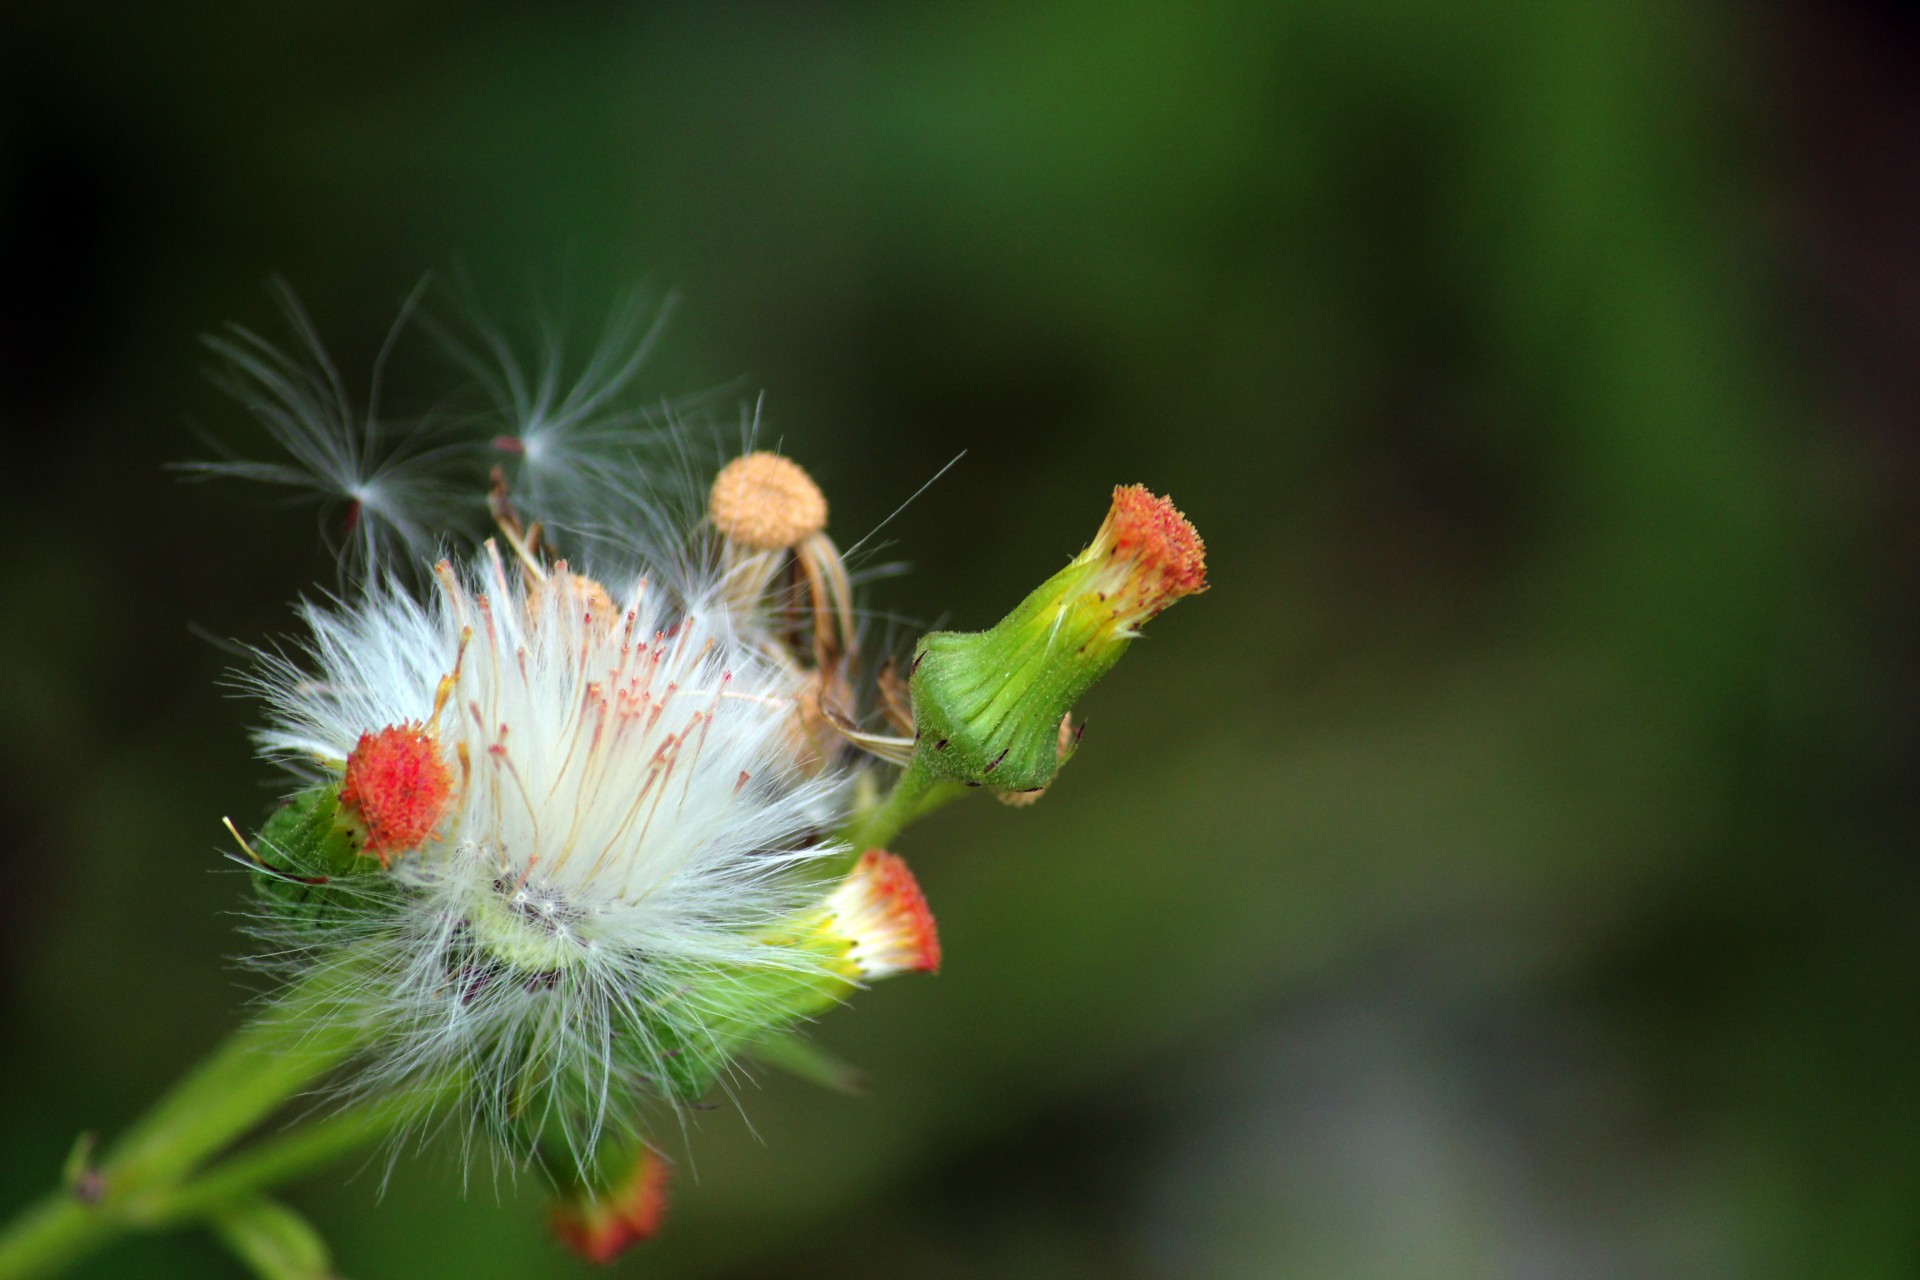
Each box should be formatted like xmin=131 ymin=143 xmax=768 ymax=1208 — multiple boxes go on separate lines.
xmin=710 ymin=452 xmax=829 ymax=550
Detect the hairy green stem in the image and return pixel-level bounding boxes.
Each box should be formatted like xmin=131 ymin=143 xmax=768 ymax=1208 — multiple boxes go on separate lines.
xmin=0 ymin=972 xmax=382 ymax=1280
xmin=145 ymin=1086 xmax=445 ymax=1228
xmin=109 ymin=997 xmax=365 ymax=1196
xmin=837 ymin=760 xmax=963 ymax=864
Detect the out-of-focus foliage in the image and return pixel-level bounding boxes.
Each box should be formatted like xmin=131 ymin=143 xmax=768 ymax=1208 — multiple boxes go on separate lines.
xmin=2 ymin=1 xmax=1914 ymax=1277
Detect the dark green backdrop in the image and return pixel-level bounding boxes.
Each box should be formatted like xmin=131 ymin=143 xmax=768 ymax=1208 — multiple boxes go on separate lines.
xmin=3 ymin=2 xmax=1914 ymax=1276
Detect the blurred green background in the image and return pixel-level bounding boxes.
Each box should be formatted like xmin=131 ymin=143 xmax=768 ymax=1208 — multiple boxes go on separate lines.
xmin=3 ymin=1 xmax=1917 ymax=1276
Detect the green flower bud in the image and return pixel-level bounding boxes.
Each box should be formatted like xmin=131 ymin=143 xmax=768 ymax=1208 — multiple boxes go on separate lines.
xmin=640 ymin=849 xmax=940 ymax=1101
xmin=244 ymin=787 xmax=389 ymax=925
xmin=909 ymin=485 xmax=1207 ymax=791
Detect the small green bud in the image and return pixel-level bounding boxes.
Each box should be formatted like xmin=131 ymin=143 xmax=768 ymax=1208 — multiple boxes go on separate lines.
xmin=909 ymin=485 xmax=1207 ymax=790
xmin=638 ymin=849 xmax=940 ymax=1101
xmin=248 ymin=787 xmax=388 ymax=923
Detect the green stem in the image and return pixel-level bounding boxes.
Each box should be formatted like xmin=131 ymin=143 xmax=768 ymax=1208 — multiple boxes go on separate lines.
xmin=0 ymin=1085 xmax=429 ymax=1280
xmin=143 ymin=1088 xmax=439 ymax=1228
xmin=107 ymin=990 xmax=366 ymax=1196
xmin=0 ymin=972 xmax=375 ymax=1280
xmin=0 ymin=1198 xmax=99 ymax=1280
xmin=837 ymin=760 xmax=964 ymax=863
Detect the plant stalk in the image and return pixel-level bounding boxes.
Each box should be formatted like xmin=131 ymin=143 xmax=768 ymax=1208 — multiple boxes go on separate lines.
xmin=0 ymin=972 xmax=382 ymax=1280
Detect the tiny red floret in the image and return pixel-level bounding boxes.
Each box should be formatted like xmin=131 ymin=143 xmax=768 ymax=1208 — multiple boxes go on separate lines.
xmin=842 ymin=849 xmax=942 ymax=976
xmin=339 ymin=723 xmax=453 ymax=863
xmin=1106 ymin=484 xmax=1208 ymax=603
xmin=550 ymin=1146 xmax=670 ymax=1265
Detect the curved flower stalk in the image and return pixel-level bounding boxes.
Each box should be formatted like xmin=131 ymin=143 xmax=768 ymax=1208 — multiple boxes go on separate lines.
xmin=0 ymin=287 xmax=1207 ymax=1279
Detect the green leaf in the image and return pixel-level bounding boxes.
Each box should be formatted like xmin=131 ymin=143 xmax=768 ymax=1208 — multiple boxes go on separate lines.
xmin=748 ymin=1031 xmax=868 ymax=1096
xmin=208 ymin=1195 xmax=335 ymax=1280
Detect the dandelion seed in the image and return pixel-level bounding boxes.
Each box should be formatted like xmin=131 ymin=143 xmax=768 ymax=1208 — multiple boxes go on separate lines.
xmin=183 ymin=280 xmax=481 ymax=579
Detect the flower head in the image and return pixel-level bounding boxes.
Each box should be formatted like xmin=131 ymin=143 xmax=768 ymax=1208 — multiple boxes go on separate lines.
xmin=198 ymin=290 xmax=934 ymax=1180
xmin=1083 ymin=484 xmax=1210 ymax=621
xmin=250 ymin=537 xmax=856 ymax=1162
xmin=709 ymin=451 xmax=829 ymax=551
xmin=549 ymin=1145 xmax=671 ymax=1264
xmin=818 ymin=849 xmax=941 ymax=980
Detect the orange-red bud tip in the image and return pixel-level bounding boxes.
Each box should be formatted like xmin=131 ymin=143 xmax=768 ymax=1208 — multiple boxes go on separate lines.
xmin=339 ymin=723 xmax=453 ymax=862
xmin=1102 ymin=484 xmax=1208 ymax=608
xmin=549 ymin=1147 xmax=670 ymax=1265
xmin=829 ymin=849 xmax=941 ymax=978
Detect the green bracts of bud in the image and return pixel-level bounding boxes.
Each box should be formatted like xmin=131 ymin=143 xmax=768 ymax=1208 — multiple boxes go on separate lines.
xmin=246 ymin=788 xmax=390 ymax=924
xmin=908 ymin=485 xmax=1208 ymax=791
xmin=643 ymin=957 xmax=856 ymax=1101
xmin=644 ymin=848 xmax=940 ymax=1100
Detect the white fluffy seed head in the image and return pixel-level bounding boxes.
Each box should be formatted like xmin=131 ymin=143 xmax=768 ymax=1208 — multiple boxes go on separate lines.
xmin=204 ymin=283 xmax=898 ymax=1173
xmin=248 ymin=542 xmax=852 ymax=1167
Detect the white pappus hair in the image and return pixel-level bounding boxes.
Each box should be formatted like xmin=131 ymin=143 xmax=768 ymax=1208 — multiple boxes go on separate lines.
xmin=195 ymin=281 xmax=925 ymax=1182
xmin=246 ymin=542 xmax=852 ymax=1168
xmin=184 ymin=280 xmax=482 ymax=577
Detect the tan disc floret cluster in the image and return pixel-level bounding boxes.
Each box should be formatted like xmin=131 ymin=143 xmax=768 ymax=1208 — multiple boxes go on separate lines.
xmin=459 ymin=453 xmax=911 ymax=789
xmin=708 ymin=452 xmax=916 ymax=776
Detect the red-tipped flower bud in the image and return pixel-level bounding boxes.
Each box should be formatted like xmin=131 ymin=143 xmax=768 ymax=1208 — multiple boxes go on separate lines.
xmin=337 ymin=723 xmax=453 ymax=863
xmin=549 ymin=1145 xmax=670 ymax=1265
xmin=823 ymin=849 xmax=942 ymax=979
xmin=908 ymin=485 xmax=1206 ymax=790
